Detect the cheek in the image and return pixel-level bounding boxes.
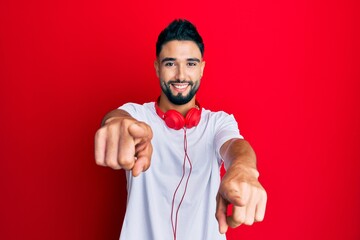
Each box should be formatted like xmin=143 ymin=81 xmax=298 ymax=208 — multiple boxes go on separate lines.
xmin=190 ymin=69 xmax=202 ymax=79
xmin=160 ymin=69 xmax=174 ymax=80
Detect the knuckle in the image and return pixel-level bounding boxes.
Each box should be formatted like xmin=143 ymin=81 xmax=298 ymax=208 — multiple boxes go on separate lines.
xmin=257 ymin=188 xmax=267 ymax=203
xmin=105 ymin=155 xmax=119 ymax=169
xmin=95 ymin=129 xmax=101 ymax=139
xmin=95 ymin=158 xmax=105 ymax=166
xmin=118 ymin=157 xmax=135 ymax=169
xmin=104 ymin=155 xmax=112 ymax=165
xmin=236 ymin=216 xmax=246 ymax=225
xmin=255 ymin=215 xmax=264 ymax=222
xmin=237 ymin=197 xmax=247 ymax=207
xmin=95 ymin=127 xmax=106 ymax=139
xmin=106 ymin=160 xmax=120 ymax=169
xmin=121 ymin=118 xmax=134 ymax=128
xmin=107 ymin=122 xmax=120 ymax=133
xmin=230 ymin=215 xmax=245 ymax=227
xmin=220 ymin=180 xmax=236 ymax=190
xmin=262 ymin=189 xmax=268 ymax=200
xmin=147 ymin=124 xmax=153 ymax=139
xmin=244 ymin=218 xmax=254 ymax=225
xmin=229 ymin=220 xmax=241 ymax=228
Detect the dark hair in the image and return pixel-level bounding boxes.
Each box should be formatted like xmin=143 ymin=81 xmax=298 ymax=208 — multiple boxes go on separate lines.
xmin=156 ymin=19 xmax=204 ymax=57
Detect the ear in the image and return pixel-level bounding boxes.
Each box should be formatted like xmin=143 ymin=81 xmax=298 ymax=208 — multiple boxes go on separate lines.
xmin=154 ymin=60 xmax=160 ymax=77
xmin=200 ymin=60 xmax=206 ymax=78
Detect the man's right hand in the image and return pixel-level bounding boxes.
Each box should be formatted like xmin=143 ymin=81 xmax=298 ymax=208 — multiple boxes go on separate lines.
xmin=94 ymin=110 xmax=153 ymax=177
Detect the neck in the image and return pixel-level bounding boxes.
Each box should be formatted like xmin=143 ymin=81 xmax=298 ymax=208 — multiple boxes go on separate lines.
xmin=159 ymin=93 xmax=196 ymax=117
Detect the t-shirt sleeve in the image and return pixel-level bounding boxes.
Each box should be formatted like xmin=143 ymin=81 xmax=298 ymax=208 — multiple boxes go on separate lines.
xmin=213 ymin=112 xmax=243 ymax=161
xmin=118 ymin=103 xmax=145 ymax=121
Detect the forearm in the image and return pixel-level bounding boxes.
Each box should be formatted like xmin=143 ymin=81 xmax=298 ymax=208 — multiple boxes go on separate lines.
xmin=217 ymin=138 xmax=266 ymax=230
xmin=101 ymin=109 xmax=133 ymax=126
xmin=220 ymin=139 xmax=258 ymax=174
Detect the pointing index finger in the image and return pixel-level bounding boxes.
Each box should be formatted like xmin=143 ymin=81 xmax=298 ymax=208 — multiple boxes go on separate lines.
xmin=128 ymin=122 xmax=153 ymax=142
xmin=216 ymin=194 xmax=229 ymax=234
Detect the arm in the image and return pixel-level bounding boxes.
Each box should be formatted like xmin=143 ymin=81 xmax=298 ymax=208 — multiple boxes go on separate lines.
xmin=95 ymin=109 xmax=153 ymax=177
xmin=215 ymin=138 xmax=267 ymax=234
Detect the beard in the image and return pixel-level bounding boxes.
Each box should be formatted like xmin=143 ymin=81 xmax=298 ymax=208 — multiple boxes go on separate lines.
xmin=160 ymin=80 xmax=200 ymax=105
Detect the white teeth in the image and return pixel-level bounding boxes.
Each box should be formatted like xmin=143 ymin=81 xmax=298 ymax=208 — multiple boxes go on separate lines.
xmin=172 ymin=84 xmax=188 ymax=89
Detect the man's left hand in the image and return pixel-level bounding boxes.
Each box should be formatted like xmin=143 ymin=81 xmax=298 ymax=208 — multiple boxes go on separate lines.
xmin=215 ymin=165 xmax=267 ymax=234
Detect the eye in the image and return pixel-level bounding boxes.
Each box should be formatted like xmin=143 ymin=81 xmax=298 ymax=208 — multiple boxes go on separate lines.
xmin=187 ymin=62 xmax=197 ymax=67
xmin=164 ymin=62 xmax=175 ymax=67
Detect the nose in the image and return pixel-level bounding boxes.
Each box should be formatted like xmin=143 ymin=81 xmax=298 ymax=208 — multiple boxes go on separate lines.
xmin=176 ymin=64 xmax=186 ymax=81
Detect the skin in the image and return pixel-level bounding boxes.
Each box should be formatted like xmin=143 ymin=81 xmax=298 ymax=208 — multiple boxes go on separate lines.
xmin=94 ymin=40 xmax=267 ymax=234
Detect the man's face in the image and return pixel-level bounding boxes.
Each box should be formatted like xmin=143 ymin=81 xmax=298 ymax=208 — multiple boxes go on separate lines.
xmin=155 ymin=40 xmax=205 ymax=105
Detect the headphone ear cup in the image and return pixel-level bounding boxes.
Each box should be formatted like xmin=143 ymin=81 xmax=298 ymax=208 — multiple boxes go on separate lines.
xmin=164 ymin=110 xmax=185 ymax=130
xmin=185 ymin=108 xmax=201 ymax=129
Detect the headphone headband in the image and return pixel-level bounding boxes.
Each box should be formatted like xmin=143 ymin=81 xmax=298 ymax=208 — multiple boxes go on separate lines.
xmin=155 ymin=99 xmax=202 ymax=130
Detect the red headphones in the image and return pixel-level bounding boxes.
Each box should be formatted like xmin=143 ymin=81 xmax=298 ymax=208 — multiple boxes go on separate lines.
xmin=155 ymin=99 xmax=202 ymax=130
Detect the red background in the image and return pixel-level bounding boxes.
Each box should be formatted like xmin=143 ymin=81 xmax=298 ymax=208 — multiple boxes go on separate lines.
xmin=1 ymin=0 xmax=359 ymax=239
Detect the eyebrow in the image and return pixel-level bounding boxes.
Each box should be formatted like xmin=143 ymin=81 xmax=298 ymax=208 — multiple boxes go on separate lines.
xmin=161 ymin=57 xmax=176 ymax=63
xmin=161 ymin=57 xmax=201 ymax=63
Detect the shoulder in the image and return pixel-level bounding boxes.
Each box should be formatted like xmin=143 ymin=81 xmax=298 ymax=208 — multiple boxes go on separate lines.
xmin=201 ymin=107 xmax=241 ymax=135
xmin=118 ymin=102 xmax=156 ymax=121
xmin=201 ymin=107 xmax=237 ymax=124
xmin=119 ymin=101 xmax=154 ymax=111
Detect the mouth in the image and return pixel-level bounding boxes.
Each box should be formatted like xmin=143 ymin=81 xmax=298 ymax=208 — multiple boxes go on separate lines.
xmin=171 ymin=83 xmax=190 ymax=93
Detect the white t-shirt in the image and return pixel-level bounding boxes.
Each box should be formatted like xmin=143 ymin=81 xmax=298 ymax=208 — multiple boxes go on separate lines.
xmin=119 ymin=102 xmax=243 ymax=240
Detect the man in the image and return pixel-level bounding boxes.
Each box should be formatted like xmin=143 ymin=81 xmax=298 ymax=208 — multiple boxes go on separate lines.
xmin=95 ymin=19 xmax=267 ymax=240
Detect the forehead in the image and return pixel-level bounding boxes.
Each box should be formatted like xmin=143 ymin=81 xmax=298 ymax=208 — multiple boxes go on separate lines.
xmin=158 ymin=40 xmax=202 ymax=60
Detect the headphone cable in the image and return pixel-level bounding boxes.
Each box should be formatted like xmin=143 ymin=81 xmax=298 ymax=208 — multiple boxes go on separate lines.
xmin=171 ymin=128 xmax=193 ymax=240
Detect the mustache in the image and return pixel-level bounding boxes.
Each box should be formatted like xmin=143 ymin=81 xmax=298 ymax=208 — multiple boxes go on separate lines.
xmin=167 ymin=80 xmax=194 ymax=86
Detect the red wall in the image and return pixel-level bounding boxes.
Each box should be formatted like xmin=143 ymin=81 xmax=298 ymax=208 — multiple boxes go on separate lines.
xmin=1 ymin=0 xmax=359 ymax=239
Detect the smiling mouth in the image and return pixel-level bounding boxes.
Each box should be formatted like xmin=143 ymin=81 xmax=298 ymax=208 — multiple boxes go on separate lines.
xmin=171 ymin=83 xmax=189 ymax=90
